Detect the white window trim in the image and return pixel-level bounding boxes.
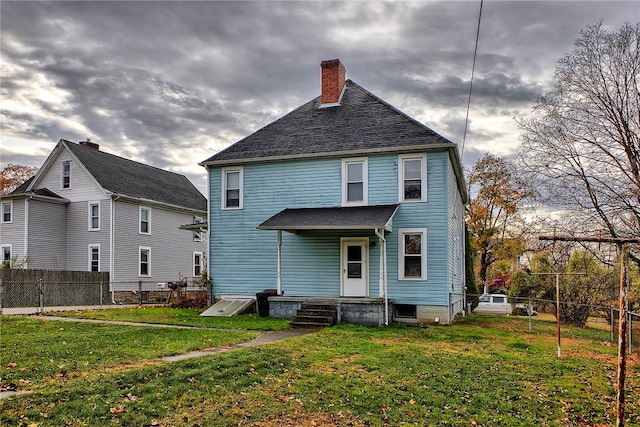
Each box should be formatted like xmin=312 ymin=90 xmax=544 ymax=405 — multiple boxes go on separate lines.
xmin=398 ymin=228 xmax=428 ymax=281
xmin=2 ymin=244 xmax=12 ymax=267
xmin=221 ymin=167 xmax=244 ymax=210
xmin=62 ymin=160 xmax=71 ymax=189
xmin=139 ymin=246 xmax=151 ymax=277
xmin=139 ymin=206 xmax=151 ymax=235
xmin=341 ymin=157 xmax=368 ymax=206
xmin=1 ymin=200 xmax=12 ymax=223
xmin=88 ymin=201 xmax=100 ymax=231
xmin=193 ymin=251 xmax=203 ymax=277
xmin=88 ymin=244 xmax=100 ymax=272
xmin=398 ymin=154 xmax=427 ymax=203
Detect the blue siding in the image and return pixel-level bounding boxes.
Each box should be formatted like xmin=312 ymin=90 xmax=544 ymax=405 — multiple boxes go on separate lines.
xmin=209 ymin=150 xmax=462 ymax=308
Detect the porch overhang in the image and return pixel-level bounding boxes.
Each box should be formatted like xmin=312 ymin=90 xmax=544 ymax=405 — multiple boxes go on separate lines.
xmin=257 ymin=204 xmax=399 ymax=233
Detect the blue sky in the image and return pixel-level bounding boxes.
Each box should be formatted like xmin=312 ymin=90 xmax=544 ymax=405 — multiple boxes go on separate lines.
xmin=1 ymin=1 xmax=637 ymax=195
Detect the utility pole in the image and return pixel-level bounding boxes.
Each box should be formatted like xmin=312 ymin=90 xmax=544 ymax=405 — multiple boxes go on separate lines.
xmin=539 ymin=235 xmax=638 ymax=427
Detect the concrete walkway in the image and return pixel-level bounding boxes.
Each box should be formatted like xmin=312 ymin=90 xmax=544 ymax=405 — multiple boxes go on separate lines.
xmin=0 ymin=315 xmax=318 ymax=399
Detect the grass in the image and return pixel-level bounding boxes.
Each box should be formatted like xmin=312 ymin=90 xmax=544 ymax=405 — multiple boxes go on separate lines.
xmin=46 ymin=306 xmax=292 ymax=331
xmin=1 ymin=311 xmax=639 ymax=426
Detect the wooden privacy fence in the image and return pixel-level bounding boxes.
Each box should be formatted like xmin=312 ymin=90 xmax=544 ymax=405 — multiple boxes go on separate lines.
xmin=0 ymin=269 xmax=110 ymax=313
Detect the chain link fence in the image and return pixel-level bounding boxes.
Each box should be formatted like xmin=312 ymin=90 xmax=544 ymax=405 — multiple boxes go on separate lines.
xmin=456 ymin=293 xmax=639 ymax=355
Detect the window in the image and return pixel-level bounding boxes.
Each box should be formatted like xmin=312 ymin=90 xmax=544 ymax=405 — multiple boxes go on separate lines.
xmin=193 ymin=251 xmax=203 ymax=277
xmin=394 ymin=304 xmax=417 ymax=319
xmin=342 ymin=158 xmax=368 ymax=206
xmin=1 ymin=201 xmax=12 ymax=223
xmin=62 ymin=160 xmax=71 ymax=189
xmin=88 ymin=245 xmax=100 ymax=272
xmin=193 ymin=216 xmax=202 ymax=242
xmin=139 ymin=207 xmax=150 ymax=234
xmin=139 ymin=247 xmax=151 ymax=276
xmin=1 ymin=245 xmax=11 ymax=268
xmin=398 ymin=228 xmax=427 ymax=280
xmin=222 ymin=167 xmax=243 ymax=209
xmin=88 ymin=202 xmax=100 ymax=230
xmin=398 ymin=154 xmax=427 ymax=202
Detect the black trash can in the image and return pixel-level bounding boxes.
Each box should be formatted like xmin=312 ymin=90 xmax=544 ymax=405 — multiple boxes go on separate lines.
xmin=256 ymin=292 xmax=270 ymax=317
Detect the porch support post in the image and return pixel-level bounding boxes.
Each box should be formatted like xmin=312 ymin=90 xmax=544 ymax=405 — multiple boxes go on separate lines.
xmin=375 ymin=228 xmax=388 ymax=326
xmin=276 ymin=230 xmax=282 ymax=295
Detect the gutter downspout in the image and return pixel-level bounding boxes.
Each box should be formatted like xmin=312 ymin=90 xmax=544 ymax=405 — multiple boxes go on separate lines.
xmin=25 ymin=196 xmax=31 ymax=268
xmin=110 ymin=196 xmax=118 ymax=304
xmin=375 ymin=228 xmax=388 ymax=326
xmin=276 ymin=230 xmax=282 ymax=295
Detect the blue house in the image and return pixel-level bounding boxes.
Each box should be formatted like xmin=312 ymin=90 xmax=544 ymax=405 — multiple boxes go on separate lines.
xmin=200 ymin=59 xmax=467 ymax=325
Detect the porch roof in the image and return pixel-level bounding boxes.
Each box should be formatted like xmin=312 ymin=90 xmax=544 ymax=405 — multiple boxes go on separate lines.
xmin=257 ymin=204 xmax=399 ymax=232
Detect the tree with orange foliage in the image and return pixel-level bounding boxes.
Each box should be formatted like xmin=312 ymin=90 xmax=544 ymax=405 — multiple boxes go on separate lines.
xmin=466 ymin=153 xmax=537 ymax=292
xmin=0 ymin=164 xmax=38 ymax=195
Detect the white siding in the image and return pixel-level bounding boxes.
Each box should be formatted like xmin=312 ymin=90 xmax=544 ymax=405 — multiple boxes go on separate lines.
xmin=112 ymin=200 xmax=207 ymax=289
xmin=27 ymin=199 xmax=67 ymax=269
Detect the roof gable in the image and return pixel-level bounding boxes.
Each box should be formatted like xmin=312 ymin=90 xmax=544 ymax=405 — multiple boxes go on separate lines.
xmin=201 ymin=80 xmax=456 ymax=165
xmin=62 ymin=140 xmax=206 ymax=211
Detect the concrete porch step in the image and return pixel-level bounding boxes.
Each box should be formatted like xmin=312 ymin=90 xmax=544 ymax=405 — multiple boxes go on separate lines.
xmin=290 ymin=303 xmax=338 ymax=328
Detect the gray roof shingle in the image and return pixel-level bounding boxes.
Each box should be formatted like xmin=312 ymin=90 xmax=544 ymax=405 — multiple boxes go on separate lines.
xmin=63 ymin=140 xmax=207 ymax=212
xmin=257 ymin=204 xmax=399 ymax=231
xmin=201 ymin=80 xmax=457 ymax=165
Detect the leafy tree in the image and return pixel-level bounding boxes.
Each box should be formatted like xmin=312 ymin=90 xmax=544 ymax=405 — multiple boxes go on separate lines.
xmin=466 ymin=153 xmax=536 ymax=291
xmin=517 ymin=22 xmax=640 ymax=266
xmin=0 ymin=164 xmax=38 ymax=195
xmin=464 ymin=224 xmax=480 ymax=309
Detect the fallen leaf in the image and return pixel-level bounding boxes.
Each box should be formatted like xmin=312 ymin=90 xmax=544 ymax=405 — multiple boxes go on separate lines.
xmin=8 ymin=362 xmax=17 ymax=368
xmin=110 ymin=404 xmax=125 ymax=414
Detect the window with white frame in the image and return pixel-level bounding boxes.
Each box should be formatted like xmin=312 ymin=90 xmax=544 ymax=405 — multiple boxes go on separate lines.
xmin=88 ymin=244 xmax=100 ymax=272
xmin=193 ymin=251 xmax=203 ymax=277
xmin=139 ymin=207 xmax=150 ymax=234
xmin=62 ymin=160 xmax=71 ymax=189
xmin=139 ymin=247 xmax=151 ymax=276
xmin=88 ymin=202 xmax=100 ymax=231
xmin=398 ymin=228 xmax=427 ymax=280
xmin=1 ymin=245 xmax=11 ymax=268
xmin=398 ymin=154 xmax=427 ymax=202
xmin=1 ymin=201 xmax=12 ymax=223
xmin=342 ymin=158 xmax=368 ymax=206
xmin=222 ymin=167 xmax=243 ymax=209
xmin=193 ymin=216 xmax=202 ymax=242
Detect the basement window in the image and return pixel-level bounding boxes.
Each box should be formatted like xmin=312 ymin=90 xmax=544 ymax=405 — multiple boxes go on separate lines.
xmin=394 ymin=304 xmax=417 ymax=319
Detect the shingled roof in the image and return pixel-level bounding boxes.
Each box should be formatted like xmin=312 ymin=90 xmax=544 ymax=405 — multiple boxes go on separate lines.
xmin=59 ymin=140 xmax=207 ymax=212
xmin=200 ymin=80 xmax=458 ymax=166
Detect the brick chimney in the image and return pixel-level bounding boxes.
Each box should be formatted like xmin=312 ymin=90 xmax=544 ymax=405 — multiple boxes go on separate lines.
xmin=80 ymin=138 xmax=99 ymax=150
xmin=321 ymin=59 xmax=346 ymax=105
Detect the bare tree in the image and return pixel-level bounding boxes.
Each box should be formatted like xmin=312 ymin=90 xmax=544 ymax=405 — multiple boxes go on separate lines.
xmin=517 ymin=22 xmax=640 ymax=265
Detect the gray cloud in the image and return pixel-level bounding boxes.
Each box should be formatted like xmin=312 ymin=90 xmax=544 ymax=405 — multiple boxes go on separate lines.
xmin=1 ymin=1 xmax=637 ymax=193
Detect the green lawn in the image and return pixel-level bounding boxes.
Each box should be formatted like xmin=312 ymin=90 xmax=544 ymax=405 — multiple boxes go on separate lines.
xmin=1 ymin=312 xmax=638 ymax=426
xmin=46 ymin=306 xmax=292 ymax=331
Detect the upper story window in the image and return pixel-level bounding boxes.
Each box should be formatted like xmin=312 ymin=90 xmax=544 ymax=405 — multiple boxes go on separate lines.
xmin=342 ymin=158 xmax=368 ymax=206
xmin=62 ymin=160 xmax=71 ymax=189
xmin=1 ymin=201 xmax=12 ymax=223
xmin=1 ymin=245 xmax=11 ymax=268
xmin=193 ymin=216 xmax=202 ymax=242
xmin=88 ymin=202 xmax=100 ymax=231
xmin=89 ymin=244 xmax=100 ymax=272
xmin=222 ymin=167 xmax=243 ymax=210
xmin=398 ymin=154 xmax=427 ymax=202
xmin=139 ymin=207 xmax=151 ymax=234
xmin=398 ymin=228 xmax=427 ymax=280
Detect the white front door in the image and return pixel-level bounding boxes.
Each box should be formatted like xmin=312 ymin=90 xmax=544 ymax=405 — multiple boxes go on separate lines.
xmin=341 ymin=238 xmax=369 ymax=297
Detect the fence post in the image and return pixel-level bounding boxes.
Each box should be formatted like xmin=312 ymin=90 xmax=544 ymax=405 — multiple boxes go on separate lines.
xmin=100 ymin=281 xmax=103 ymax=309
xmin=0 ymin=279 xmax=3 ymax=315
xmin=138 ymin=280 xmax=143 ymax=305
xmin=629 ymin=312 xmax=633 ymax=355
xmin=611 ymin=307 xmax=615 ymax=343
xmin=528 ymin=299 xmax=532 ymax=333
xmin=38 ymin=278 xmax=44 ymax=314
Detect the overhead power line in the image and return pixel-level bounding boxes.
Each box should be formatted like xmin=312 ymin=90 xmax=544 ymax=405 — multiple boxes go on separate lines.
xmin=461 ymin=0 xmax=483 ymax=160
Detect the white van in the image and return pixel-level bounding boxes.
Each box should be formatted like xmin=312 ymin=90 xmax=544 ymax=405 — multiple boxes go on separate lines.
xmin=475 ymin=294 xmax=512 ymax=315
